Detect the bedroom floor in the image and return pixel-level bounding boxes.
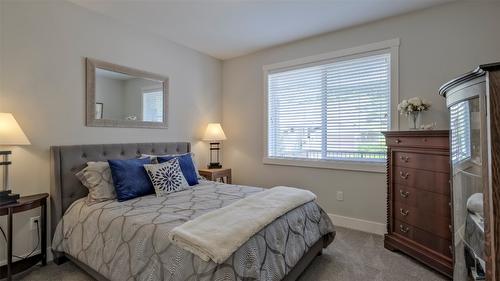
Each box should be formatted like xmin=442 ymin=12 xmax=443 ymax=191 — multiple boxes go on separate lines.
xmin=17 ymin=227 xmax=447 ymax=281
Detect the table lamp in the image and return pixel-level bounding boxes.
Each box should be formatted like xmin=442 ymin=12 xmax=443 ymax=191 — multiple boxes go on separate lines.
xmin=0 ymin=113 xmax=30 ymax=205
xmin=202 ymin=123 xmax=227 ymax=169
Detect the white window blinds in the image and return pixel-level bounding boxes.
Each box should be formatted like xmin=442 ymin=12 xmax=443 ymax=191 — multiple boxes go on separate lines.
xmin=267 ymin=53 xmax=391 ymax=163
xmin=142 ymin=90 xmax=163 ymax=122
xmin=450 ymin=101 xmax=471 ymax=164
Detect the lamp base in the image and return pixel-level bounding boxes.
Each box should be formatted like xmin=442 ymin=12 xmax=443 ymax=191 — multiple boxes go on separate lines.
xmin=207 ymin=163 xmax=222 ymax=169
xmin=0 ymin=190 xmax=19 ymax=206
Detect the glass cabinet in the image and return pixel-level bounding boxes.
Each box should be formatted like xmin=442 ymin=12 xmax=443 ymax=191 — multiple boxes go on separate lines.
xmin=440 ymin=70 xmax=488 ymax=281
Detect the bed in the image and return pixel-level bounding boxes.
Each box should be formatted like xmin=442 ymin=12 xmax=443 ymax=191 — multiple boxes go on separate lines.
xmin=50 ymin=142 xmax=335 ymax=281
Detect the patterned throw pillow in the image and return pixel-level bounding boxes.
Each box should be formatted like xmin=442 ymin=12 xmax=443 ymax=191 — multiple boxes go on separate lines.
xmin=142 ymin=152 xmax=202 ymax=179
xmin=143 ymin=158 xmax=190 ymax=196
xmin=157 ymin=153 xmax=199 ymax=186
xmin=76 ymin=162 xmax=116 ymax=204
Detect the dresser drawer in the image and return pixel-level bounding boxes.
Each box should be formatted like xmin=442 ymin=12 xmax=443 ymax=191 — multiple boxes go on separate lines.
xmin=395 ymin=202 xmax=451 ymax=240
xmin=395 ymin=220 xmax=452 ymax=258
xmin=393 ymin=152 xmax=449 ymax=173
xmin=383 ymin=131 xmax=452 ymax=276
xmin=394 ymin=166 xmax=450 ymax=195
xmin=394 ymin=185 xmax=451 ymax=218
xmin=385 ymin=135 xmax=449 ymax=149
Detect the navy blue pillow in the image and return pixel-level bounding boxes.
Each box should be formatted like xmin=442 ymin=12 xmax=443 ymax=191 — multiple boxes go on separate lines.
xmin=108 ymin=157 xmax=154 ymax=201
xmin=157 ymin=154 xmax=199 ymax=186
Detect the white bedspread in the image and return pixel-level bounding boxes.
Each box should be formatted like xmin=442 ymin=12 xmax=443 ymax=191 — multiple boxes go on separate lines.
xmin=168 ymin=186 xmax=317 ymax=264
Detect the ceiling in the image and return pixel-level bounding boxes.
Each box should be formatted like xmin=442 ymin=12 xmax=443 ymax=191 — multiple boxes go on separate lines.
xmin=70 ymin=0 xmax=452 ymax=60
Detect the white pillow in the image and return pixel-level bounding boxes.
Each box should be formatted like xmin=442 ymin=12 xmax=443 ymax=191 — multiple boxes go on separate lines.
xmin=140 ymin=153 xmax=168 ymax=163
xmin=466 ymin=193 xmax=484 ymax=217
xmin=143 ymin=158 xmax=190 ymax=196
xmin=76 ymin=161 xmax=116 ymax=204
xmin=141 ymin=152 xmax=190 ymax=163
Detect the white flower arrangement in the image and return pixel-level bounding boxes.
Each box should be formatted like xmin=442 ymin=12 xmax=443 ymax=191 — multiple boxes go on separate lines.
xmin=397 ymin=97 xmax=431 ymax=116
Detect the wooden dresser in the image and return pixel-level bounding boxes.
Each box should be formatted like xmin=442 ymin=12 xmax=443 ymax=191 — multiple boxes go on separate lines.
xmin=382 ymin=130 xmax=452 ymax=278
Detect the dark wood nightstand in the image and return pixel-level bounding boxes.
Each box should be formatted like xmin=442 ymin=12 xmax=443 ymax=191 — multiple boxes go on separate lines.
xmin=0 ymin=193 xmax=49 ymax=281
xmin=198 ymin=168 xmax=232 ymax=184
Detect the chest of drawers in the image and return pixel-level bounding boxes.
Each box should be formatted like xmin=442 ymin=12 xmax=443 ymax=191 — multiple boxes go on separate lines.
xmin=382 ymin=130 xmax=452 ymax=278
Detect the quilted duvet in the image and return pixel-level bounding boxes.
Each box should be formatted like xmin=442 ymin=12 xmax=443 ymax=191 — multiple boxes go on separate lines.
xmin=52 ymin=181 xmax=335 ymax=281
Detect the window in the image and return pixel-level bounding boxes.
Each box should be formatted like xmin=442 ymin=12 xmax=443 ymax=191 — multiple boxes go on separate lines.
xmin=142 ymin=89 xmax=163 ymax=122
xmin=450 ymin=101 xmax=471 ymax=164
xmin=264 ymin=40 xmax=398 ymax=172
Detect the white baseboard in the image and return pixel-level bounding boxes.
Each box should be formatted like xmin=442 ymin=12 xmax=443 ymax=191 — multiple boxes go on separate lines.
xmin=0 ymin=247 xmax=53 ymax=267
xmin=328 ymin=213 xmax=386 ymax=235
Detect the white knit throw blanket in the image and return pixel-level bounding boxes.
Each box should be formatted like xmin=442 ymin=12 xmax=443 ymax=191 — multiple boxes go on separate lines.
xmin=168 ymin=186 xmax=317 ymax=264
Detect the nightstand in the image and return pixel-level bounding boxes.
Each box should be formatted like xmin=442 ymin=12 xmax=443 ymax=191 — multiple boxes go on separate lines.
xmin=198 ymin=168 xmax=232 ymax=184
xmin=0 ymin=193 xmax=48 ymax=281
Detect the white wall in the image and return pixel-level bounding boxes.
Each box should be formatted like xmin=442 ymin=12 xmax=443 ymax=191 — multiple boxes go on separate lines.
xmin=222 ymin=1 xmax=500 ymax=228
xmin=0 ymin=0 xmax=221 ymax=262
xmin=95 ymin=76 xmax=125 ymax=120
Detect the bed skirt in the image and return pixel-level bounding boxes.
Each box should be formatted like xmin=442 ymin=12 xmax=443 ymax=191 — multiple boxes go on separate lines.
xmin=52 ymin=233 xmax=335 ymax=281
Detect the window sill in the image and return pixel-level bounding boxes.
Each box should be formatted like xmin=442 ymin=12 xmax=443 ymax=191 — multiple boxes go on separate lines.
xmin=262 ymin=157 xmax=385 ymax=173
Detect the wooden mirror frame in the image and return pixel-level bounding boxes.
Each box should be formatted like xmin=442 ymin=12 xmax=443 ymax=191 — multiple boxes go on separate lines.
xmin=85 ymin=58 xmax=169 ymax=129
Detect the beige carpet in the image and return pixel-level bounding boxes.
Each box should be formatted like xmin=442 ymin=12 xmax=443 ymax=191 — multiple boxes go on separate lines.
xmin=18 ymin=227 xmax=448 ymax=281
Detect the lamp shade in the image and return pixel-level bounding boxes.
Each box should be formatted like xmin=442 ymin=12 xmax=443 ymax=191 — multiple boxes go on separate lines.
xmin=0 ymin=113 xmax=31 ymax=145
xmin=203 ymin=123 xmax=227 ymax=141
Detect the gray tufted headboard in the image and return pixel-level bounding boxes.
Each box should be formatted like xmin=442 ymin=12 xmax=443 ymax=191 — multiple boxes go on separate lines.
xmin=50 ymin=142 xmax=190 ymax=236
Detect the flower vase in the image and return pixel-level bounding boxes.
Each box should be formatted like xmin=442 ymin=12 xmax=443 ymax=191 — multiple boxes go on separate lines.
xmin=408 ymin=112 xmax=422 ymax=130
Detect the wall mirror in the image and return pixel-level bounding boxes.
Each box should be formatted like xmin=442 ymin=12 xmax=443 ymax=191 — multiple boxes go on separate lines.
xmin=86 ymin=58 xmax=168 ymax=128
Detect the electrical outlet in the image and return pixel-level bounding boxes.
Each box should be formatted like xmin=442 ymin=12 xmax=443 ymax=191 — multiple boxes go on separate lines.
xmin=336 ymin=191 xmax=344 ymax=201
xmin=30 ymin=216 xmax=40 ymax=230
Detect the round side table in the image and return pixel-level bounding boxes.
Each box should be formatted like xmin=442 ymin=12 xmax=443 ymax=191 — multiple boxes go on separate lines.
xmin=0 ymin=193 xmax=48 ymax=281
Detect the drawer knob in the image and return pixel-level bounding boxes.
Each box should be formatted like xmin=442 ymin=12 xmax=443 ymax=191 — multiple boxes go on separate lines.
xmin=395 ymin=138 xmax=402 ymax=144
xmin=399 ymin=190 xmax=410 ymax=198
xmin=400 ymin=208 xmax=409 ymax=216
xmin=399 ymin=155 xmax=410 ymax=163
xmin=399 ymin=171 xmax=409 ymax=179
xmin=399 ymin=224 xmax=409 ymax=233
